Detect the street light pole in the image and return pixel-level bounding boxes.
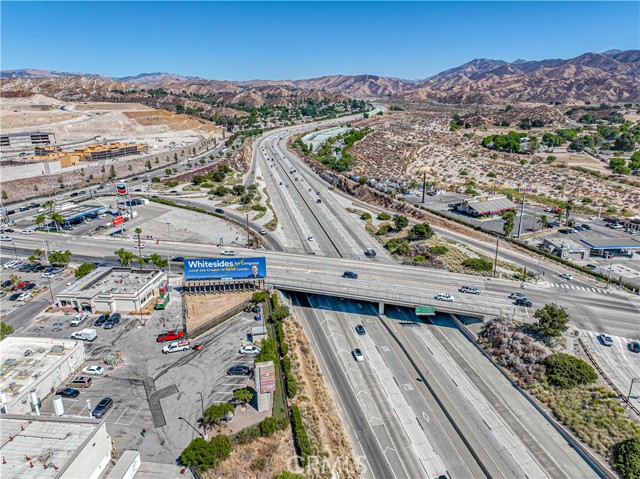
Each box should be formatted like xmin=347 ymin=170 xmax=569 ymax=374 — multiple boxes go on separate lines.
xmin=46 ymin=276 xmax=55 ymax=306
xmin=196 ymin=392 xmax=205 ymax=421
xmin=493 ymin=236 xmax=500 ymax=277
xmin=626 ymin=378 xmax=639 ymax=408
xmin=246 ymin=214 xmax=250 ymax=249
xmin=178 ymin=416 xmax=204 ymax=437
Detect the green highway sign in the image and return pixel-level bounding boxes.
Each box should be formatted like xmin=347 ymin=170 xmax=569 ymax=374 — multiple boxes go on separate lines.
xmin=415 ymin=306 xmax=435 ymax=316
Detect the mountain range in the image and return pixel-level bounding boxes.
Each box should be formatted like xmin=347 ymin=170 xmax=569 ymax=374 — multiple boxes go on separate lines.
xmin=2 ymin=50 xmax=638 ymax=105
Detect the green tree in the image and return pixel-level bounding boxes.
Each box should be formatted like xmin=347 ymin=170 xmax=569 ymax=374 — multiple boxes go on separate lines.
xmin=115 ymin=248 xmax=136 ymax=266
xmin=533 ymin=304 xmax=570 ymax=337
xmin=233 ymin=388 xmax=253 ymax=405
xmin=49 ymin=250 xmax=72 ymax=267
xmin=209 ymin=435 xmax=232 ymax=465
xmin=564 ymin=199 xmax=576 ymax=223
xmin=409 ymin=222 xmax=433 ymax=239
xmin=537 ymin=214 xmax=548 ymax=229
xmin=251 ymin=291 xmax=269 ymax=303
xmin=134 ymin=227 xmax=143 ymax=255
xmin=274 ymin=472 xmax=305 ymax=479
xmin=501 ymin=210 xmax=517 ymax=237
xmin=377 ymin=212 xmax=391 ymax=221
xmin=180 ymin=435 xmax=232 ymax=472
xmin=270 ymin=305 xmax=290 ymax=321
xmin=149 ymin=253 xmax=168 ymax=269
xmin=385 ymin=238 xmax=410 ymax=255
xmin=2 ymin=190 xmax=8 ymax=200
xmin=145 ymin=159 xmax=152 ymax=170
xmin=376 ymin=223 xmax=392 ymax=235
xmin=75 ymin=262 xmax=97 ymax=278
xmin=33 ymin=213 xmax=47 ymax=230
xmin=1 ymin=322 xmax=15 ymax=340
xmin=48 ymin=212 xmax=65 ymax=232
xmin=393 ymin=215 xmax=409 ymax=230
xmin=204 ymin=402 xmax=234 ymax=425
xmin=109 ymin=165 xmax=116 ymax=179
xmin=630 ymin=150 xmax=640 ymax=171
xmin=360 ymin=212 xmax=372 ymax=220
xmin=613 ymin=437 xmax=640 ymax=479
xmin=232 ymin=184 xmax=246 ymax=196
xmin=544 ymin=353 xmax=598 ymax=389
xmin=259 ymin=417 xmax=278 ymax=437
xmin=614 ymin=132 xmax=636 ymax=152
xmin=461 ymin=257 xmax=493 ymax=272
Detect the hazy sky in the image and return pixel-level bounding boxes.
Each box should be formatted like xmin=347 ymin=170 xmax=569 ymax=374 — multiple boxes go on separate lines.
xmin=2 ymin=2 xmax=638 ymax=80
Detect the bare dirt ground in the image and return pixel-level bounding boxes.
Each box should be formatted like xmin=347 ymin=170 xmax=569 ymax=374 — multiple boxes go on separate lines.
xmin=185 ymin=292 xmax=251 ymax=331
xmin=349 ymin=106 xmax=639 ymax=214
xmin=210 ymin=431 xmax=296 ymax=479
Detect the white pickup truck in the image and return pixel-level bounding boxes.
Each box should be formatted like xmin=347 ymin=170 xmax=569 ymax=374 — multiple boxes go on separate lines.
xmin=162 ymin=340 xmax=191 ymax=354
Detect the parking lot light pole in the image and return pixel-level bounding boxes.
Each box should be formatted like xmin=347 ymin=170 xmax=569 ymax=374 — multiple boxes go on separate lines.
xmin=178 ymin=416 xmax=204 ymax=437
xmin=196 ymin=392 xmax=205 ymax=421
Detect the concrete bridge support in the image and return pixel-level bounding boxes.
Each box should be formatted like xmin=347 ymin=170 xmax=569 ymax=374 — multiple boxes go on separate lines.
xmin=378 ymin=302 xmax=385 ymax=315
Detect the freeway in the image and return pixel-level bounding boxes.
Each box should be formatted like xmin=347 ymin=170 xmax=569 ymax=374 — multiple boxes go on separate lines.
xmin=6 ymin=234 xmax=638 ymax=336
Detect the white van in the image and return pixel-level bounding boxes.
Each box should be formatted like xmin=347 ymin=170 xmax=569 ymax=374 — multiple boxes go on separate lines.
xmin=71 ymin=329 xmax=97 ymax=341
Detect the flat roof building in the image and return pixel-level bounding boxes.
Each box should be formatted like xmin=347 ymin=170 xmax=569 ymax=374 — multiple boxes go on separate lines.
xmin=56 ymin=267 xmax=167 ymax=314
xmin=0 ymin=415 xmax=111 ymax=479
xmin=1 ymin=131 xmax=55 ymax=149
xmin=542 ymin=237 xmax=590 ymax=259
xmin=452 ymin=194 xmax=517 ymax=217
xmin=0 ymin=337 xmax=85 ymax=415
xmin=580 ymin=237 xmax=640 ymax=259
xmin=74 ymin=142 xmax=148 ymax=161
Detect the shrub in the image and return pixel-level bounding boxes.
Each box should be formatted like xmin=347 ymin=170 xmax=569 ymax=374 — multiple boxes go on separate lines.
xmin=75 ymin=262 xmax=96 ymax=279
xmin=409 ymin=222 xmax=434 ymax=239
xmin=286 ymin=375 xmax=298 ymax=398
xmin=252 ymin=291 xmax=270 ymax=303
xmin=164 ymin=180 xmax=179 ymax=188
xmin=180 ymin=435 xmax=232 ymax=472
xmin=271 ymin=305 xmax=290 ymax=321
xmin=275 ymin=471 xmax=305 ymax=479
xmin=377 ymin=212 xmax=391 ymax=220
xmin=613 ymin=437 xmax=640 ymax=479
xmin=251 ymin=204 xmax=266 ymax=212
xmin=290 ymin=404 xmax=313 ymax=466
xmin=461 ymin=257 xmax=493 ymax=272
xmin=376 ymin=223 xmax=392 ymax=235
xmin=533 ymin=304 xmax=570 ymax=337
xmin=233 ymin=388 xmax=253 ymax=405
xmin=545 ymin=353 xmax=597 ymax=389
xmin=204 ymin=402 xmax=234 ymax=425
xmin=234 ymin=425 xmax=260 ymax=444
xmin=429 ymin=245 xmax=449 ymax=255
xmin=360 ymin=212 xmax=372 ymax=220
xmin=259 ymin=417 xmax=279 ymax=437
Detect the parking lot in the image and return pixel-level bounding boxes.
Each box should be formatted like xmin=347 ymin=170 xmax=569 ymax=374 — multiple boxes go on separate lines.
xmin=581 ymin=329 xmax=640 ymax=412
xmin=27 ymin=292 xmax=261 ymax=463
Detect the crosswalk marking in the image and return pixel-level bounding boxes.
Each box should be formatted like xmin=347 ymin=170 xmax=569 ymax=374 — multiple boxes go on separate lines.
xmin=550 ymin=283 xmax=610 ymax=294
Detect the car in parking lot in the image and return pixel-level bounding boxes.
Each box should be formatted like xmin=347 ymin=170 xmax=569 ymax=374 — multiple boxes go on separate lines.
xmin=355 ymin=325 xmax=366 ymax=335
xmin=70 ymin=313 xmax=89 ymax=327
xmin=239 ymin=344 xmax=261 ymax=355
xmin=435 ymin=293 xmax=454 ymax=302
xmin=8 ymin=293 xmax=21 ymax=301
xmin=17 ymin=292 xmax=31 ymax=301
xmin=629 ymin=341 xmax=640 ymax=353
xmin=459 ymin=286 xmax=480 ymax=295
xmin=227 ymin=365 xmax=252 ymax=376
xmin=93 ymin=314 xmax=109 ymax=326
xmin=599 ymin=333 xmax=614 ymax=346
xmin=103 ymin=316 xmax=120 ymax=329
xmin=353 ymin=348 xmax=364 ymax=362
xmin=559 ymin=273 xmax=573 ymax=280
xmin=22 ymin=283 xmax=36 ymax=291
xmin=56 ymin=387 xmax=80 ymax=398
xmin=92 ymin=397 xmax=114 ymax=418
xmin=1 ymin=279 xmax=12 ymax=288
xmin=82 ymin=365 xmax=105 ymax=376
xmin=515 ymin=298 xmax=533 ymax=307
xmin=157 ymin=330 xmax=185 ymax=342
xmin=342 ymin=271 xmax=358 ymax=279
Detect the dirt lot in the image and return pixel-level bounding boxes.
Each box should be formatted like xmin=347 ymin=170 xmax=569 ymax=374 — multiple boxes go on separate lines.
xmin=185 ymin=292 xmax=251 ymax=331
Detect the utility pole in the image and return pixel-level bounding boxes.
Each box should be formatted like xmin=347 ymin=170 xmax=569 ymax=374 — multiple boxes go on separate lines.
xmin=421 ymin=172 xmax=426 ymax=204
xmin=606 ymin=259 xmax=613 ymax=289
xmin=493 ymin=236 xmax=500 ymax=277
xmin=535 ymin=256 xmax=541 ymax=285
xmin=626 ymin=378 xmax=639 ymax=408
xmin=517 ymin=186 xmax=528 ymax=239
xmin=246 ymin=214 xmax=250 ymax=248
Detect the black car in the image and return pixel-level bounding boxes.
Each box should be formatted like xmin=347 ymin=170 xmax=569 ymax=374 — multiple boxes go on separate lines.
xmin=104 ymin=316 xmax=120 ymax=329
xmin=22 ymin=283 xmax=36 ymax=291
xmin=172 ymin=257 xmax=185 ymax=262
xmin=109 ymin=312 xmax=122 ymax=322
xmin=6 ymin=211 xmax=15 ymax=215
xmin=92 ymin=397 xmax=114 ymax=418
xmin=2 ymin=280 xmax=12 ymax=288
xmin=94 ymin=314 xmax=109 ymax=326
xmin=355 ymin=325 xmax=366 ymax=335
xmin=251 ymin=305 xmax=261 ymax=314
xmin=215 ymin=208 xmax=225 ymax=214
xmin=79 ymin=191 xmax=87 ymax=195
xmin=227 ymin=365 xmax=252 ymax=376
xmin=9 ymin=293 xmax=21 ymax=301
xmin=57 ymin=387 xmax=80 ymax=398
xmin=515 ymin=298 xmax=533 ymax=307
xmin=342 ymin=271 xmax=358 ymax=279
xmin=316 ymin=199 xmax=322 ymax=203
xmin=70 ymin=192 xmax=79 ymax=197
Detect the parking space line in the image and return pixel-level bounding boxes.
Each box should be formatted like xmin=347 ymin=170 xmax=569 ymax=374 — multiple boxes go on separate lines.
xmin=114 ymin=406 xmax=130 ymax=424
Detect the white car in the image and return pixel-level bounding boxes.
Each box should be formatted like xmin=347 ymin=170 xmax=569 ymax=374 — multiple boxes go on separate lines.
xmin=42 ymin=272 xmax=56 ymax=278
xmin=17 ymin=292 xmax=31 ymax=301
xmin=221 ymin=250 xmax=236 ymax=256
xmin=20 ymin=230 xmax=32 ymax=235
xmin=307 ymin=236 xmax=314 ymax=241
xmin=435 ymin=293 xmax=454 ymax=302
xmin=589 ymin=216 xmax=597 ymax=220
xmin=559 ymin=273 xmax=573 ymax=280
xmin=0 ymin=236 xmax=12 ymax=242
xmin=599 ymin=334 xmax=614 ymax=347
xmin=82 ymin=365 xmax=105 ymax=376
xmin=239 ymin=345 xmax=261 ymax=355
xmin=353 ymin=348 xmax=364 ymax=362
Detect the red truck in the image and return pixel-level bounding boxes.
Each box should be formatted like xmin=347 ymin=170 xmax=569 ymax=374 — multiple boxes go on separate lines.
xmin=156 ymin=330 xmax=185 ymax=342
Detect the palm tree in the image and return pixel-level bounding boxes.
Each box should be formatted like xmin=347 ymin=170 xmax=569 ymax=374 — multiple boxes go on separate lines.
xmin=565 ymin=199 xmax=575 ymax=224
xmin=115 ymin=248 xmax=135 ymax=266
xmin=33 ymin=213 xmax=47 ymax=230
xmin=48 ymin=212 xmax=65 ymax=232
xmin=537 ymin=214 xmax=548 ymax=229
xmin=134 ymin=227 xmax=143 ymax=257
xmin=555 ymin=210 xmax=564 ymax=226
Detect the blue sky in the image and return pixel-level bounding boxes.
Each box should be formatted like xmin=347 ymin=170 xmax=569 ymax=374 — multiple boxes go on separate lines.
xmin=2 ymin=2 xmax=638 ymax=80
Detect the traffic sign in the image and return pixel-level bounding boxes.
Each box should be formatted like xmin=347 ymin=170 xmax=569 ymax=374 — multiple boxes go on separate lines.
xmin=415 ymin=306 xmax=435 ymax=316
xmin=518 ymin=186 xmax=531 ymax=193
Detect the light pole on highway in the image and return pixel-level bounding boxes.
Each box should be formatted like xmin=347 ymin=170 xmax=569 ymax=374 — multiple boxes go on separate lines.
xmin=12 ymin=243 xmax=18 ymax=259
xmin=625 ymin=378 xmax=640 ymax=408
xmin=45 ymin=275 xmax=55 ymax=306
xmin=493 ymin=236 xmax=500 ymax=277
xmin=178 ymin=416 xmax=204 ymax=438
xmin=606 ymin=258 xmax=613 ymax=290
xmin=246 ymin=214 xmax=250 ymax=249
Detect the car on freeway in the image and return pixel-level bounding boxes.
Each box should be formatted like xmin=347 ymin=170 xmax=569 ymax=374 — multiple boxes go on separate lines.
xmin=215 ymin=208 xmax=225 ymax=214
xmin=353 ymin=348 xmax=364 ymax=362
xmin=307 ymin=236 xmax=314 ymax=241
xmin=355 ymin=325 xmax=366 ymax=335
xmin=0 ymin=235 xmax=13 ymax=242
xmin=435 ymin=293 xmax=454 ymax=302
xmin=17 ymin=292 xmax=31 ymax=301
xmin=20 ymin=230 xmax=32 ymax=235
xmin=221 ymin=250 xmax=236 ymax=256
xmin=459 ymin=286 xmax=481 ymax=295
xmin=239 ymin=345 xmax=261 ymax=355
xmin=515 ymin=298 xmax=533 ymax=307
xmin=508 ymin=292 xmax=527 ymax=300
xmin=172 ymin=257 xmax=185 ymax=262
xmin=92 ymin=397 xmax=114 ymax=418
xmin=342 ymin=271 xmax=358 ymax=279
xmin=559 ymin=273 xmax=574 ymax=280
xmin=103 ymin=316 xmax=120 ymax=329
xmin=227 ymin=365 xmax=252 ymax=376
xmin=586 ymin=264 xmax=598 ymax=270
xmin=364 ymin=248 xmax=377 ymax=258
xmin=629 ymin=341 xmax=640 ymax=353
xmin=259 ymin=229 xmax=267 ymax=235
xmin=94 ymin=314 xmax=109 ymax=326
xmin=599 ymin=333 xmax=614 ymax=346
xmin=56 ymin=387 xmax=80 ymax=398
xmin=157 ymin=330 xmax=185 ymax=342
xmin=82 ymin=365 xmax=105 ymax=376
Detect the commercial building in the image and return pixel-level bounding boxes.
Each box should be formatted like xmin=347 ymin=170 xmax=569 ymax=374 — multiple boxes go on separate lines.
xmin=542 ymin=237 xmax=590 ymax=259
xmin=0 ymin=415 xmax=111 ymax=479
xmin=1 ymin=131 xmax=55 ymax=149
xmin=0 ymin=337 xmax=85 ymax=415
xmin=579 ymin=238 xmax=640 ymax=259
xmin=56 ymin=267 xmax=167 ymax=313
xmin=74 ymin=142 xmax=148 ymax=161
xmin=24 ymin=151 xmax=84 ymax=168
xmin=451 ymin=194 xmax=516 ymax=217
